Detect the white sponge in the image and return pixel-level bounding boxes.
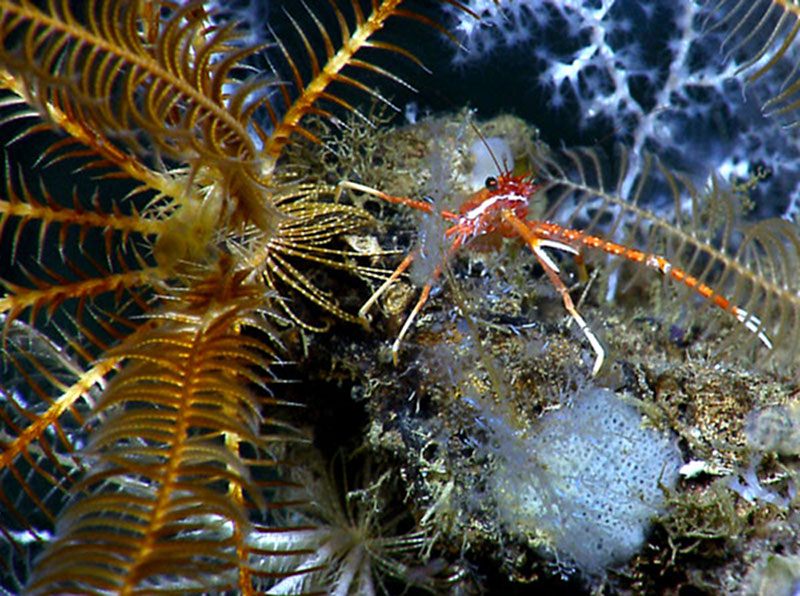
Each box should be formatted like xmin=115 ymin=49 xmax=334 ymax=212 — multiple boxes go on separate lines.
xmin=491 ymin=388 xmax=682 ymax=573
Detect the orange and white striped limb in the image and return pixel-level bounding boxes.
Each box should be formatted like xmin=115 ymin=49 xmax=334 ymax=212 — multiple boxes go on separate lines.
xmin=504 ymin=212 xmax=606 ymax=375
xmin=337 ymin=180 xmax=458 ymax=219
xmin=527 ymin=221 xmax=773 ymax=350
xmin=359 ymin=253 xmax=415 ymax=324
xmin=388 ymin=238 xmax=466 ymax=365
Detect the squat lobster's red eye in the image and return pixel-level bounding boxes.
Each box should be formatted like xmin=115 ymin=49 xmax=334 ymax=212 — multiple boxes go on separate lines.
xmin=485 ymin=176 xmax=498 ymax=190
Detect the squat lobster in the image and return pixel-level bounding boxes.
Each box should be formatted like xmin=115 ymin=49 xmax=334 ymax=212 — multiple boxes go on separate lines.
xmin=341 ymin=171 xmax=772 ymax=375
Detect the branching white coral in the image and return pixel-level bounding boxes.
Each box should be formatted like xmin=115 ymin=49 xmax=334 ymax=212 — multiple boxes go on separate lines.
xmin=444 ymin=0 xmax=800 ymax=221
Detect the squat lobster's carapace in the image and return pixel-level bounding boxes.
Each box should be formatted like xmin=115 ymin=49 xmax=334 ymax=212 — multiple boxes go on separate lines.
xmin=341 ymin=172 xmax=772 ymax=375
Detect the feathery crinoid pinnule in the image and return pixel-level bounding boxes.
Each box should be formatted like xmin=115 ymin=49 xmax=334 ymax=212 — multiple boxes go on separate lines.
xmin=0 ymin=1 xmax=472 ymax=593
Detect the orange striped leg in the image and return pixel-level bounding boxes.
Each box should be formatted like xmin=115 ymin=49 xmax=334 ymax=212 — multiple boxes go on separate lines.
xmin=358 ymin=249 xmax=442 ymax=365
xmin=392 ymin=264 xmax=443 ymax=366
xmin=359 ymin=253 xmax=415 ymax=323
xmin=528 ymin=222 xmax=773 ymax=349
xmin=535 ymin=247 xmax=605 ymax=376
xmin=338 ymin=180 xmax=461 ymax=220
xmin=392 ymin=238 xmax=464 ymax=365
xmin=505 ymin=213 xmax=605 ymax=375
xmin=339 ymin=181 xmax=432 ymax=213
xmin=642 ymin=254 xmax=772 ymax=349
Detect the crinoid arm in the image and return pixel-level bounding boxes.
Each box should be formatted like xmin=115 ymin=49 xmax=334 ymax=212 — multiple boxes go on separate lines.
xmin=704 ymin=0 xmax=800 ymax=124
xmin=259 ymin=0 xmax=476 ymax=169
xmin=23 ymin=272 xmax=297 ymax=596
xmin=0 ymin=0 xmax=279 ymax=230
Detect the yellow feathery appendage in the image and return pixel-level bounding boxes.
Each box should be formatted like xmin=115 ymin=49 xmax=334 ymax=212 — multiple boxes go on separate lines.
xmin=705 ymin=0 xmax=800 ymax=124
xmin=0 ymin=0 xmax=274 ymax=216
xmin=258 ymin=0 xmax=473 ymax=167
xmin=243 ymin=181 xmax=390 ymax=330
xmin=25 ymin=271 xmax=291 ymax=595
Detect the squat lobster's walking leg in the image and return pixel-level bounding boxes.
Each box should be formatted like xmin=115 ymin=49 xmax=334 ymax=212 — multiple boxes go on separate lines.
xmin=359 ymin=253 xmax=415 ymax=323
xmin=390 ymin=238 xmax=464 ymax=365
xmin=361 ymin=239 xmax=464 ymax=365
xmin=504 ymin=212 xmax=605 ymax=375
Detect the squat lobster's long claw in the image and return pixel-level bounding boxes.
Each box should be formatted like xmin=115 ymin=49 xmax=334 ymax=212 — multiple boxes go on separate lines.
xmin=504 ymin=212 xmax=605 ymax=376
